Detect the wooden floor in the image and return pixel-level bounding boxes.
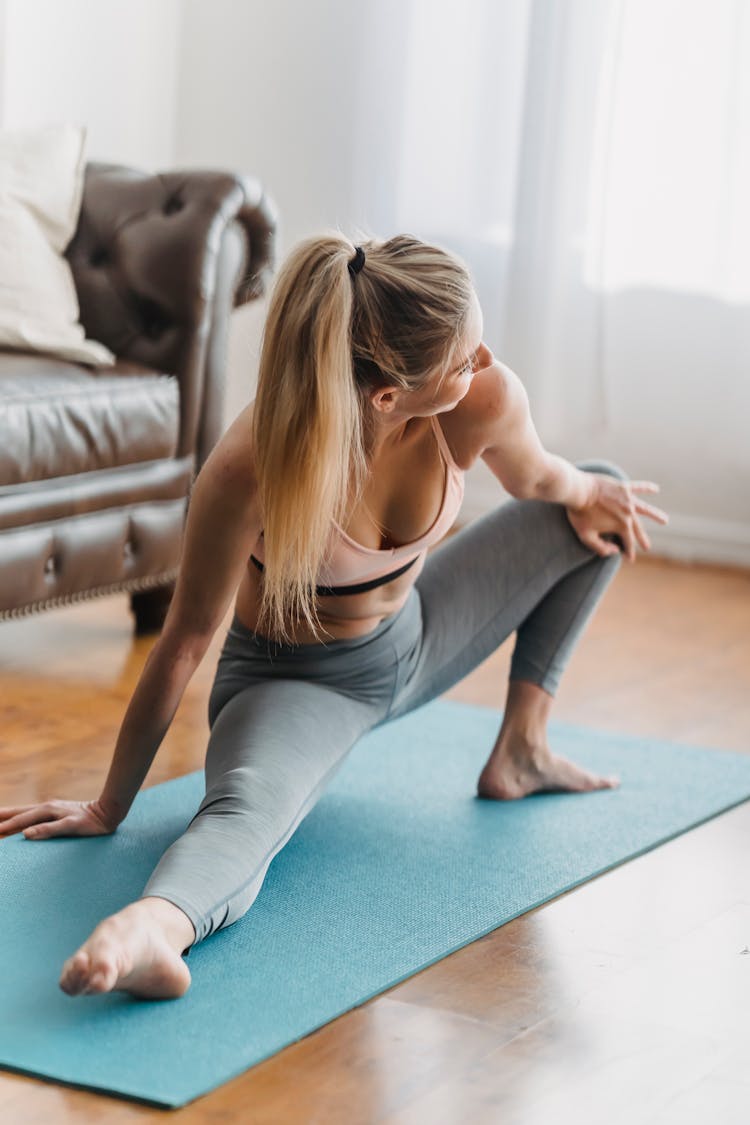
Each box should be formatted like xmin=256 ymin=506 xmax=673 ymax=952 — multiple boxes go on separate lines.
xmin=1 ymin=550 xmax=749 ymax=1123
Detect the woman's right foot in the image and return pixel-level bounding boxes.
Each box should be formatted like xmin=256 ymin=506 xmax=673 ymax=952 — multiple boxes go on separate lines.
xmin=477 ymin=731 xmax=620 ymax=800
xmin=59 ymin=903 xmax=192 ymax=999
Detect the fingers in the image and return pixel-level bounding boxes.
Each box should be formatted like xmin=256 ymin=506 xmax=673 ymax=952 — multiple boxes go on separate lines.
xmin=634 ymin=499 xmax=669 ymax=524
xmin=0 ymin=800 xmax=103 ymax=840
xmin=1 ymin=818 xmax=47 ymax=837
xmin=0 ymin=806 xmax=35 ymax=819
xmin=596 ymin=522 xmax=635 ymax=561
xmin=589 ymin=520 xmax=646 ymax=562
xmin=619 ymin=511 xmax=659 ymax=561
xmin=621 ymin=519 xmax=637 ymax=562
xmin=623 ymin=481 xmax=667 ymax=554
xmin=25 ymin=817 xmax=75 ymax=840
xmin=0 ymin=812 xmax=43 ymax=835
xmin=580 ymin=477 xmax=667 ymax=562
xmin=626 ymin=481 xmax=669 ymax=524
xmin=633 ymin=516 xmax=651 ymax=553
xmin=587 ymin=531 xmax=621 ymax=558
xmin=601 ymin=492 xmax=637 ymax=560
xmin=0 ymin=804 xmax=56 ymax=837
xmin=628 ymin=480 xmax=660 ymax=492
xmin=601 ymin=481 xmax=668 ymax=527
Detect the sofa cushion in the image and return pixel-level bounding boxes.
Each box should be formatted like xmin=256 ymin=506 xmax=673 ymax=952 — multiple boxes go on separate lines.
xmin=0 ymin=123 xmax=116 ymax=366
xmin=0 ymin=353 xmax=180 ymax=485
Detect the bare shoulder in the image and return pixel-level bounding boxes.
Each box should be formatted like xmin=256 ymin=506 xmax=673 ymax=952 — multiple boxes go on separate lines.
xmin=201 ymin=400 xmax=259 ymax=495
xmin=438 ymin=361 xmax=516 ymax=468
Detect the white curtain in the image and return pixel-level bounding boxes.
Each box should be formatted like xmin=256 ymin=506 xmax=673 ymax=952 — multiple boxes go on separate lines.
xmin=351 ymin=0 xmax=750 ymax=553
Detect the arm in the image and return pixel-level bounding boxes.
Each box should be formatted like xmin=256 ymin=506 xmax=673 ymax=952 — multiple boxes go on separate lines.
xmin=475 ymin=360 xmax=597 ymax=509
xmin=0 ymin=403 xmax=264 ymax=841
xmin=97 ymin=403 xmax=263 ymax=826
xmin=473 ymin=358 xmax=668 ymax=561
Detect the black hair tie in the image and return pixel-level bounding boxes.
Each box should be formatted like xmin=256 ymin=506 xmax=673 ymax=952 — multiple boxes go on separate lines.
xmin=348 ymin=245 xmax=366 ymax=277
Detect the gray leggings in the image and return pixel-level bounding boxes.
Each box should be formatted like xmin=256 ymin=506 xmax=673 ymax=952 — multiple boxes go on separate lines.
xmin=141 ymin=459 xmax=627 ymax=953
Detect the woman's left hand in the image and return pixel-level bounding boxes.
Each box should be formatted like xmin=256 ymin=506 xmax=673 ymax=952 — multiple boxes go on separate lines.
xmin=565 ymin=475 xmax=669 ymax=562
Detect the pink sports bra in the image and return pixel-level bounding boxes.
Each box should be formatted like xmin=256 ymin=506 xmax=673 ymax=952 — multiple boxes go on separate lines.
xmin=250 ymin=414 xmax=464 ymax=595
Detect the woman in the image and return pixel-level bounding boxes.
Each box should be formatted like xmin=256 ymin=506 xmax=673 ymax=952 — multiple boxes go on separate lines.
xmin=0 ymin=233 xmax=668 ymax=1000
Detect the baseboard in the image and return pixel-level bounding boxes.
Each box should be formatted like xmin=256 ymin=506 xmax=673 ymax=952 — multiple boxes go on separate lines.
xmin=457 ymin=489 xmax=750 ymax=570
xmin=630 ymin=511 xmax=750 ymax=568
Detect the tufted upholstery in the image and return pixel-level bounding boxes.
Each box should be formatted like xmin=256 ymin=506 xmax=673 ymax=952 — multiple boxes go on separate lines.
xmin=0 ymin=162 xmax=278 ymax=627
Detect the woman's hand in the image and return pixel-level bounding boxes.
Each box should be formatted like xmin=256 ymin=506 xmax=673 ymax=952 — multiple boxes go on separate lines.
xmin=0 ymin=797 xmax=120 ymax=840
xmin=565 ymin=474 xmax=669 ymax=561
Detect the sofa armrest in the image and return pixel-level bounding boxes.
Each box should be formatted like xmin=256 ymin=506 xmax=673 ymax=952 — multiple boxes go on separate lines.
xmin=66 ymin=162 xmax=279 ymax=468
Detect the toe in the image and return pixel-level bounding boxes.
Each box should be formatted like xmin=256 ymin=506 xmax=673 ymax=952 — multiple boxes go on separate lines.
xmin=86 ymin=965 xmax=117 ymax=994
xmin=86 ymin=944 xmax=126 ymax=994
xmin=592 ymin=773 xmax=620 ymax=790
xmin=542 ymin=756 xmax=619 ymax=795
xmin=60 ymin=952 xmax=86 ymax=995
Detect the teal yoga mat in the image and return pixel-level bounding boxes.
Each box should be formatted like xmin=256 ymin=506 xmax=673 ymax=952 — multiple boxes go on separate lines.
xmin=2 ymin=698 xmax=750 ymax=1108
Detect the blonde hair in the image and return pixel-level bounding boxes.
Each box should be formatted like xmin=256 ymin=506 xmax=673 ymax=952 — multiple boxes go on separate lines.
xmin=251 ymin=229 xmax=475 ymax=643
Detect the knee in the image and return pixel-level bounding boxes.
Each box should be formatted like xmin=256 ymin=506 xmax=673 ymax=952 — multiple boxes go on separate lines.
xmin=575 ymin=458 xmax=629 ymax=483
xmin=200 ymin=766 xmax=280 ymax=815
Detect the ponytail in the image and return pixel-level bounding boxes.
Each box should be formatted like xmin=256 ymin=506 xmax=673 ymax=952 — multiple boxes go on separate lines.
xmin=251 ymin=233 xmax=367 ymax=642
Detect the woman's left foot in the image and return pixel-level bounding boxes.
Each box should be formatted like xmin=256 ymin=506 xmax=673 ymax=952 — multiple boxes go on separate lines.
xmin=477 ymin=733 xmax=620 ymax=800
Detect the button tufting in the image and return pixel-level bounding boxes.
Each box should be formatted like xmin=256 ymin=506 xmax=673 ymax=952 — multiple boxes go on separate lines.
xmin=138 ymin=297 xmax=169 ymax=340
xmin=163 ymin=195 xmax=184 ymax=215
xmin=90 ymin=247 xmax=110 ymax=267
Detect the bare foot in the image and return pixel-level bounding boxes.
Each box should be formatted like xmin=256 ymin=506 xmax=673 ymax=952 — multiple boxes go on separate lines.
xmin=477 ymin=732 xmax=620 ymax=800
xmin=59 ymin=903 xmax=192 ymax=999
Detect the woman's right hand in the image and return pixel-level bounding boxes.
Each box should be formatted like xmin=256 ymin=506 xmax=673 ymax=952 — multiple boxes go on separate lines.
xmin=0 ymin=797 xmax=120 ymax=840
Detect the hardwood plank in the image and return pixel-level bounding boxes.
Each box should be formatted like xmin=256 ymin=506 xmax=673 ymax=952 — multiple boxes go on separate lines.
xmin=381 ymin=1008 xmax=724 ymax=1125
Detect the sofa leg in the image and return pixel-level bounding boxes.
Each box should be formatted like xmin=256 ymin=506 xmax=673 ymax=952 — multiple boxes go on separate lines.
xmin=130 ymin=583 xmax=175 ymax=635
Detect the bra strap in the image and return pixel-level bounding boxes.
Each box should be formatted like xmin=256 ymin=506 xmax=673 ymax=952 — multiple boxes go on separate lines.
xmin=249 ymin=552 xmax=420 ymax=596
xmin=430 ymin=413 xmax=461 ymax=471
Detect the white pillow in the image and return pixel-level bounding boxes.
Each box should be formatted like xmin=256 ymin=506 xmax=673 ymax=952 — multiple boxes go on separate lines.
xmin=0 ymin=122 xmax=116 ymax=366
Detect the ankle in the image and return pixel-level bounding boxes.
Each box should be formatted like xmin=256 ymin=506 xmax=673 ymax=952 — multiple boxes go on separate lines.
xmin=500 ymin=679 xmax=553 ymax=743
xmin=133 ymin=896 xmax=196 ymax=955
xmin=495 ymin=726 xmax=550 ymax=767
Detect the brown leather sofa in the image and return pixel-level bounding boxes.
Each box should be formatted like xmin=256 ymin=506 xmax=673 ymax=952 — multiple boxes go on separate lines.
xmin=0 ymin=161 xmax=278 ymax=631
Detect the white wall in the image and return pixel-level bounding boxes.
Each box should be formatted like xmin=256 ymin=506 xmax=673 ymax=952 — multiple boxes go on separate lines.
xmin=176 ymin=0 xmax=370 ymax=249
xmin=0 ymin=0 xmax=217 ymax=424
xmin=173 ymin=0 xmax=385 ymax=427
xmin=0 ymin=0 xmax=181 ymax=169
